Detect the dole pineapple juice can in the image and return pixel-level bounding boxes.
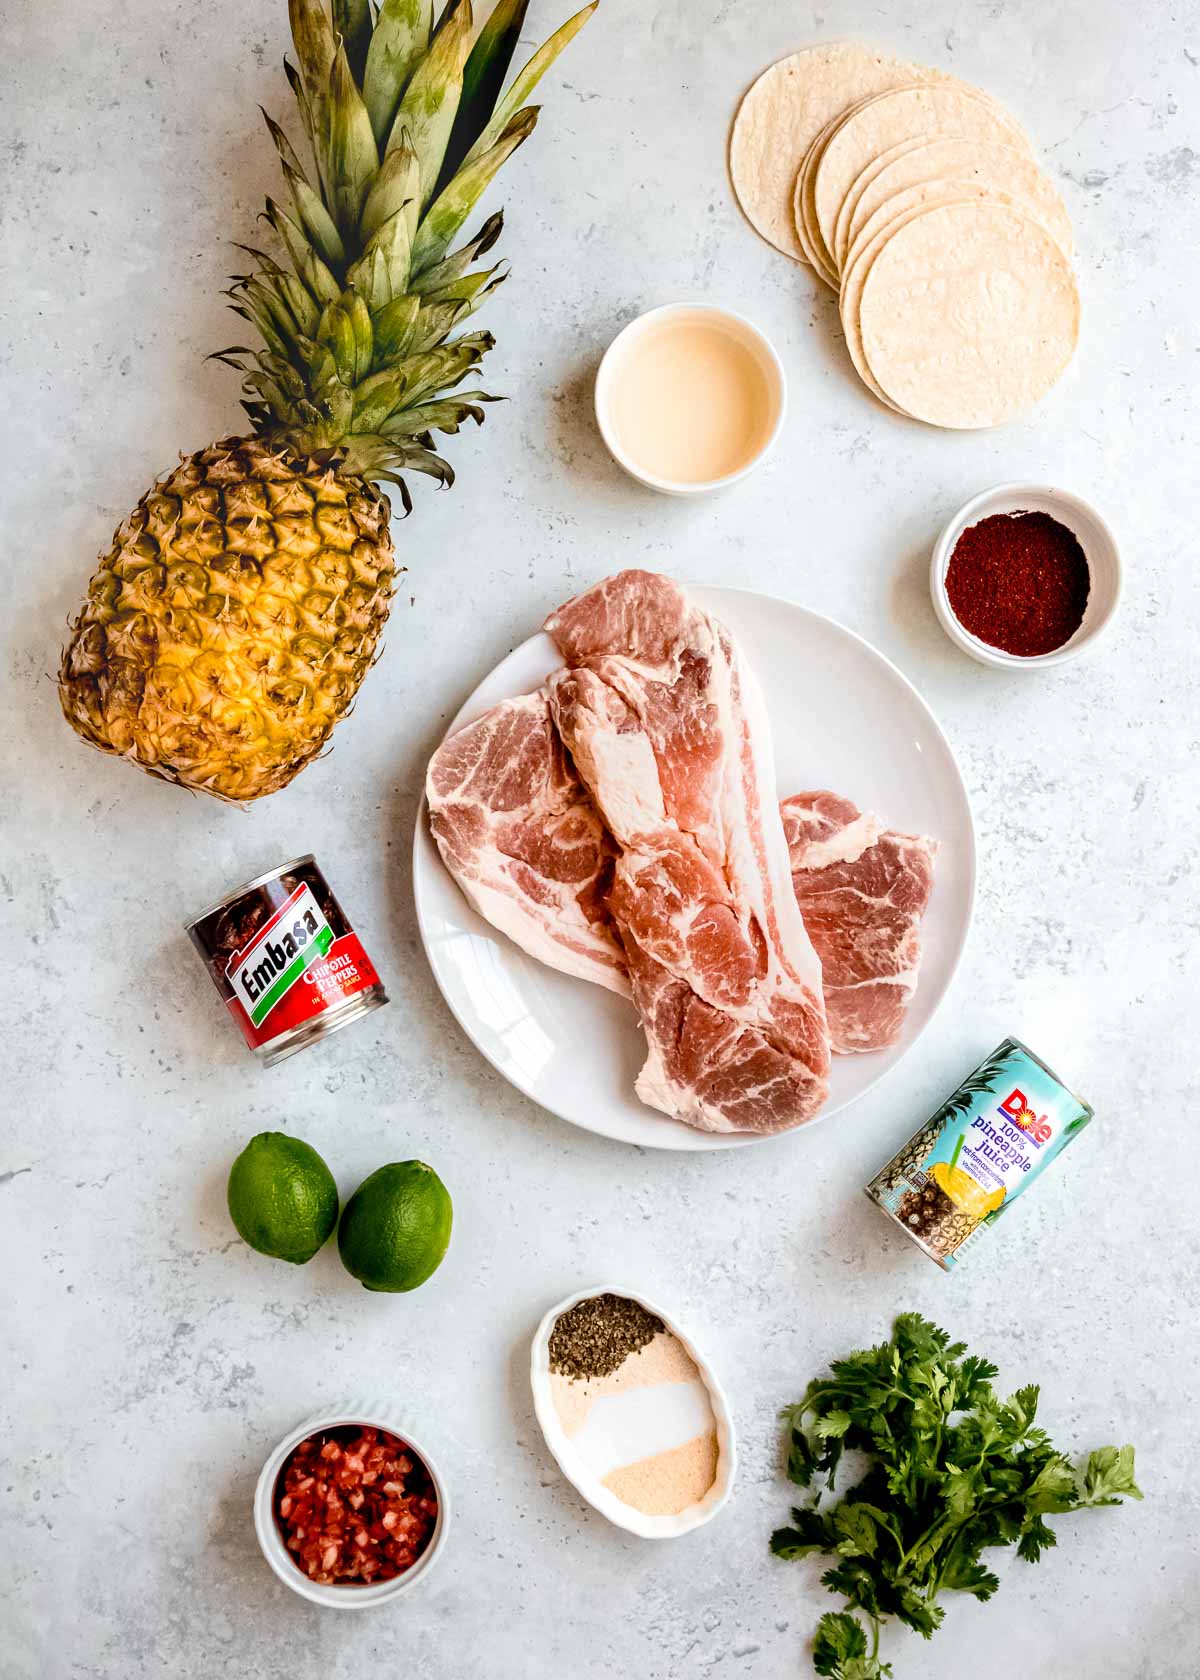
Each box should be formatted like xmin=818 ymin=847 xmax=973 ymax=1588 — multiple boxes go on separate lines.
xmin=866 ymin=1038 xmax=1094 ymax=1271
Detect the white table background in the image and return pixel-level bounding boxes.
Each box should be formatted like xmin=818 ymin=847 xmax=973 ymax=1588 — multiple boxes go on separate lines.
xmin=3 ymin=1 xmax=1198 ymax=1675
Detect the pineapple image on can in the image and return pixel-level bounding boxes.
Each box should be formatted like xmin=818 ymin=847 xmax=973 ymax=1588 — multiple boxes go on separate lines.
xmin=867 ymin=1039 xmax=1093 ymax=1270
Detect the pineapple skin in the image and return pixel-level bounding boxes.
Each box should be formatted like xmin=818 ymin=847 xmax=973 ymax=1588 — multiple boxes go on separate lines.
xmin=58 ymin=437 xmax=395 ymax=802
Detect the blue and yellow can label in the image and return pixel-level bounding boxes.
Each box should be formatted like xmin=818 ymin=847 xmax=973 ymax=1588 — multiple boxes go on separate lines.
xmin=866 ymin=1039 xmax=1093 ymax=1270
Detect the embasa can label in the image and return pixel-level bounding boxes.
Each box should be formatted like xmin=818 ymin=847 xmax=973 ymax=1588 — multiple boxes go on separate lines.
xmin=227 ymin=908 xmax=381 ymax=1054
xmin=227 ymin=884 xmax=334 ymax=1026
xmin=187 ymin=854 xmax=387 ymax=1064
xmin=866 ymin=1038 xmax=1093 ymax=1270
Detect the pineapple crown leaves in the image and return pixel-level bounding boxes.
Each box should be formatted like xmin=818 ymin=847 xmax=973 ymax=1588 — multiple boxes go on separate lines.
xmin=215 ymin=0 xmax=597 ymax=495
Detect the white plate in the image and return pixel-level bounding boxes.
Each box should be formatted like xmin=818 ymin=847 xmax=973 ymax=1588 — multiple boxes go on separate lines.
xmin=413 ymin=585 xmax=975 ymax=1151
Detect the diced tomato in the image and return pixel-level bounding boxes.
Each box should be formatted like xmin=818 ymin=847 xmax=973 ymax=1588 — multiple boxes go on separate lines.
xmin=274 ymin=1425 xmax=438 ymax=1585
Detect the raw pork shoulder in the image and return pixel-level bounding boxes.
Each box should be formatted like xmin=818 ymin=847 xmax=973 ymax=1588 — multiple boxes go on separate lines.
xmin=781 ymin=792 xmax=937 ymax=1054
xmin=426 ymin=689 xmax=629 ymax=996
xmin=545 ymin=571 xmax=830 ymax=1134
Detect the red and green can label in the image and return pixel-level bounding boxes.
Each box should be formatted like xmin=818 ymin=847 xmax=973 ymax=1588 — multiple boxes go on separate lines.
xmin=225 ymin=883 xmax=380 ymax=1051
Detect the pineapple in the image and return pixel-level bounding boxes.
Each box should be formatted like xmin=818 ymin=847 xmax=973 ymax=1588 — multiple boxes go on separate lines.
xmin=877 ymin=1113 xmax=946 ymax=1194
xmin=59 ymin=0 xmax=596 ymax=802
xmin=877 ymin=1045 xmax=1018 ymax=1192
xmin=895 ymin=1182 xmax=979 ymax=1259
xmin=930 ymin=1160 xmax=1004 ymax=1219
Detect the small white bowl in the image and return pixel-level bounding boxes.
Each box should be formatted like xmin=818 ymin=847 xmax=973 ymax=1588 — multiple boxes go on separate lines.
xmin=253 ymin=1401 xmax=450 ymax=1609
xmin=530 ymin=1285 xmax=736 ymax=1538
xmin=594 ymin=302 xmax=787 ymax=496
xmin=930 ymin=483 xmax=1122 ymax=669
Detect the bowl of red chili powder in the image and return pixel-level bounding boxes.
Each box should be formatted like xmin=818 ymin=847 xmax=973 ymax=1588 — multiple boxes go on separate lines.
xmin=931 ymin=484 xmax=1121 ymax=668
xmin=253 ymin=1406 xmax=449 ymax=1608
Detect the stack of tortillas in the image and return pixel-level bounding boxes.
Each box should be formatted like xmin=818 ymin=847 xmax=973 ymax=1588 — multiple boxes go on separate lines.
xmin=730 ymin=43 xmax=1079 ymax=428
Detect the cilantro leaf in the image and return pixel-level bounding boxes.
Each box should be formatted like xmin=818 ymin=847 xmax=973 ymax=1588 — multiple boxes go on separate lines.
xmin=1025 ymin=1453 xmax=1080 ymax=1515
xmin=772 ymin=1507 xmax=836 ymax=1559
xmin=938 ymin=1541 xmax=1001 ymax=1599
xmin=891 ymin=1587 xmax=943 ymax=1639
xmin=782 ymin=1402 xmax=820 ymax=1487
xmin=1006 ymin=1383 xmax=1041 ymax=1433
xmin=821 ymin=1558 xmax=886 ymax=1620
xmin=816 ymin=1409 xmax=853 ymax=1441
xmin=1082 ymin=1445 xmax=1144 ymax=1505
xmin=812 ymin=1611 xmax=891 ymax=1680
xmin=1016 ymin=1513 xmax=1058 ymax=1564
xmin=833 ymin=1502 xmax=880 ymax=1558
xmin=812 ymin=1611 xmax=867 ymax=1674
xmin=772 ymin=1315 xmax=1141 ymax=1679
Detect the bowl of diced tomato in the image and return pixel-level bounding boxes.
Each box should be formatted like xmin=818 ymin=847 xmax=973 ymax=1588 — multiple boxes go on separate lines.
xmin=253 ymin=1406 xmax=449 ymax=1608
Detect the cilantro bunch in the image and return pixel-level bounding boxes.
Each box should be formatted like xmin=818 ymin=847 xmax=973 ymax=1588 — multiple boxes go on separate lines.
xmin=771 ymin=1314 xmax=1141 ymax=1679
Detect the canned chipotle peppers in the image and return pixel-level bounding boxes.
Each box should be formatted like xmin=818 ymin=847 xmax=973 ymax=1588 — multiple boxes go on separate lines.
xmin=187 ymin=855 xmax=387 ymax=1066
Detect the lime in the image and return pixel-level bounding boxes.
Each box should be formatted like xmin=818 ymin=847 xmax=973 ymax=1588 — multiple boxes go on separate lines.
xmin=226 ymin=1132 xmax=339 ymax=1264
xmin=337 ymin=1161 xmax=453 ymax=1293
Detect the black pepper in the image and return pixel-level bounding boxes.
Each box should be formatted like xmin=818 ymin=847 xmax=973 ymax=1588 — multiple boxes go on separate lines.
xmin=548 ymin=1293 xmax=664 ymax=1382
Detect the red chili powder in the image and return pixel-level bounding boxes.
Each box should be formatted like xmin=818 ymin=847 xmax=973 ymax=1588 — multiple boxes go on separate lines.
xmin=945 ymin=511 xmax=1090 ymax=657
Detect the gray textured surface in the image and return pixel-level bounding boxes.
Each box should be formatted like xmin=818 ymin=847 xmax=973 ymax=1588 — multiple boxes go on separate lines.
xmin=2 ymin=0 xmax=1198 ymax=1675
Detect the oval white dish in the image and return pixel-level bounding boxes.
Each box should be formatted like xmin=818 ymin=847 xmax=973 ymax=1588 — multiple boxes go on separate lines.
xmin=931 ymin=482 xmax=1122 ymax=669
xmin=530 ymin=1286 xmax=736 ymax=1539
xmin=253 ymin=1400 xmax=450 ymax=1609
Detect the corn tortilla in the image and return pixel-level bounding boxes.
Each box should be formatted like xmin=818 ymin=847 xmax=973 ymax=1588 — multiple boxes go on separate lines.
xmin=840 ymin=181 xmax=1068 ymax=411
xmin=790 ymin=127 xmax=831 ymax=272
xmin=841 ymin=136 xmax=1072 ymax=272
xmin=792 ymin=118 xmax=843 ymax=283
xmin=857 ymin=200 xmax=1080 ymax=428
xmin=814 ymin=85 xmax=1031 ymax=267
xmin=795 ymin=101 xmax=880 ymax=286
xmin=847 ymin=179 xmax=1071 ymax=278
xmin=832 ymin=139 xmax=930 ymax=273
xmin=730 ymin=42 xmax=942 ymax=264
xmin=839 ymin=214 xmax=919 ymax=413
